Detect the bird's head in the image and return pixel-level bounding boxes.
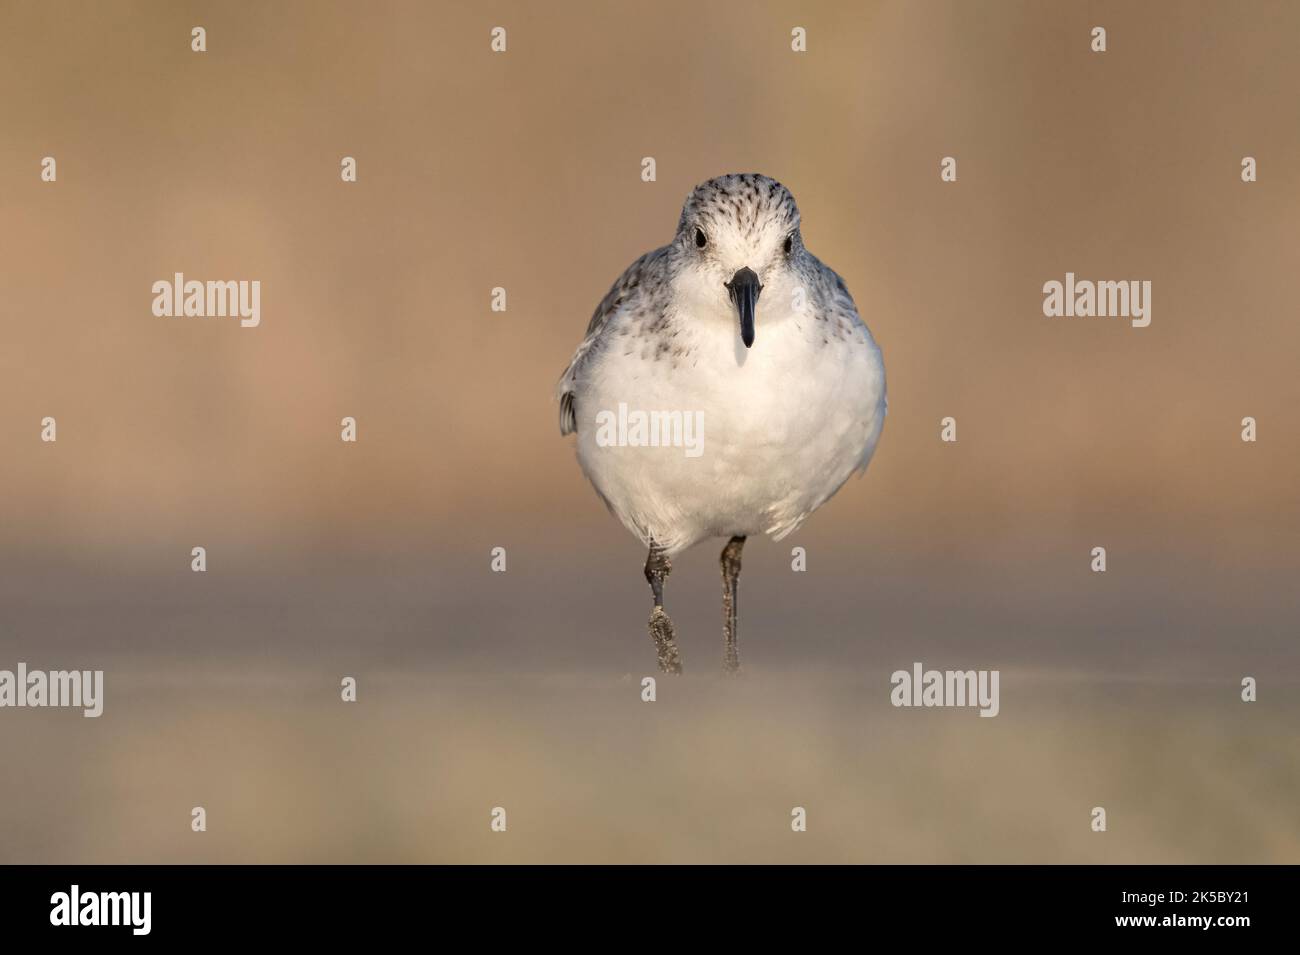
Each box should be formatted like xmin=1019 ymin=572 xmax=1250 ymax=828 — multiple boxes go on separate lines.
xmin=672 ymin=173 xmax=803 ymax=349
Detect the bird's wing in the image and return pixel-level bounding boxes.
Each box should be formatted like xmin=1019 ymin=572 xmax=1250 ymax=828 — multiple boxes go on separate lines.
xmin=812 ymin=258 xmax=888 ymax=476
xmin=556 ymin=246 xmax=668 ymax=436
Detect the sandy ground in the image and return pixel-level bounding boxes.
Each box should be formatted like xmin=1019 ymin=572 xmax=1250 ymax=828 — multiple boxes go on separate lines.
xmin=3 ymin=546 xmax=1298 ymax=864
xmin=2 ymin=660 xmax=1295 ymax=864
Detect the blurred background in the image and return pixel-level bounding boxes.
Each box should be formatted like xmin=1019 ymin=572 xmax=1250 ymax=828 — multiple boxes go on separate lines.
xmin=0 ymin=0 xmax=1296 ymax=862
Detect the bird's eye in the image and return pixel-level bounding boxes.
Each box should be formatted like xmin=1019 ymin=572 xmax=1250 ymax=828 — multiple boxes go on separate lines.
xmin=783 ymin=233 xmax=795 ymax=255
xmin=694 ymin=227 xmax=707 ymax=249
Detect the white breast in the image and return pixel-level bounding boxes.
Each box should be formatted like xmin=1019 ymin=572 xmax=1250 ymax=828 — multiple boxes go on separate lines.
xmin=573 ymin=298 xmax=886 ymax=556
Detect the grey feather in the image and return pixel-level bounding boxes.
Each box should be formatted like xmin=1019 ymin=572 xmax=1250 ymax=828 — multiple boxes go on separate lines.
xmin=557 ymin=247 xmax=669 ymax=435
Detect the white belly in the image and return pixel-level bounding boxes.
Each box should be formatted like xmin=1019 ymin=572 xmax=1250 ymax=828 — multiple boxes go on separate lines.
xmin=573 ymin=311 xmax=886 ymax=555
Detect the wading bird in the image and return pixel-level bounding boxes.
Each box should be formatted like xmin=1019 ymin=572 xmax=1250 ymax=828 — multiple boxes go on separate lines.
xmin=557 ymin=173 xmax=886 ymax=673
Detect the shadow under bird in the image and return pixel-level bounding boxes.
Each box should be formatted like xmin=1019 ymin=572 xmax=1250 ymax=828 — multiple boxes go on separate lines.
xmin=557 ymin=173 xmax=887 ymax=673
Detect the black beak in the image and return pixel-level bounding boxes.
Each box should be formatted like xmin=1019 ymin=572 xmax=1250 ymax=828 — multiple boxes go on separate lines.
xmin=725 ymin=266 xmax=762 ymax=348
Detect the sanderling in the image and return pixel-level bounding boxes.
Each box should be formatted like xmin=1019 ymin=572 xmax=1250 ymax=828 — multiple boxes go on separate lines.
xmin=557 ymin=173 xmax=887 ymax=673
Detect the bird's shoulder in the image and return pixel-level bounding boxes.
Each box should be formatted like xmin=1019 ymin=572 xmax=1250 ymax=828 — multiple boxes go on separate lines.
xmin=584 ymin=245 xmax=672 ymax=336
xmin=802 ymin=255 xmax=887 ymax=473
xmin=804 ymin=253 xmax=861 ymax=323
xmin=804 ymin=251 xmax=886 ymax=421
xmin=557 ymin=245 xmax=673 ymax=436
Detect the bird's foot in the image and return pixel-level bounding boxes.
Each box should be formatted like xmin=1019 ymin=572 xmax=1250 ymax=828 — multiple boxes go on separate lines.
xmin=648 ymin=608 xmax=682 ymax=674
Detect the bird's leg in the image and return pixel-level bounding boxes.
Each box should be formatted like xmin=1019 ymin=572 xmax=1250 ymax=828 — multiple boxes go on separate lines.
xmin=644 ymin=543 xmax=682 ymax=674
xmin=720 ymin=536 xmax=746 ymax=673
